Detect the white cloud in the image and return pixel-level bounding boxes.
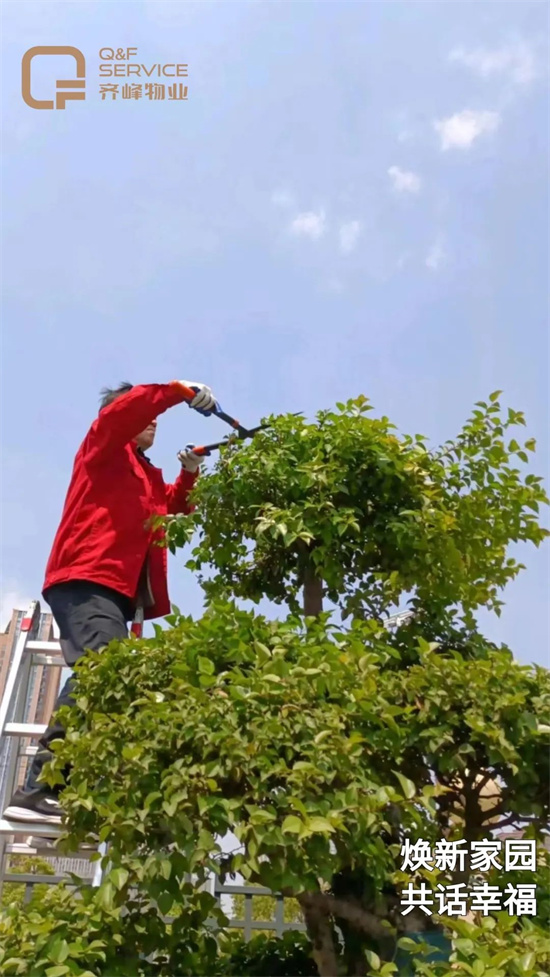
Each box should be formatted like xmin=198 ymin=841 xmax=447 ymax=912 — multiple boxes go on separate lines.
xmin=289 ymin=209 xmax=326 ymax=240
xmin=388 ymin=165 xmax=421 ymax=193
xmin=434 ymin=109 xmax=500 ymax=150
xmin=449 ymin=41 xmax=537 ymax=85
xmin=271 ymin=189 xmax=294 ymax=209
xmin=0 ymin=585 xmax=33 ymax=633
xmin=339 ymin=220 xmax=362 ymax=254
xmin=425 ymin=237 xmax=446 ymax=272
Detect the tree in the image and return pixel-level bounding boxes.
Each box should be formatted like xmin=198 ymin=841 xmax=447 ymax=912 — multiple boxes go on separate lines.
xmin=173 ymin=394 xmax=546 ymax=627
xmin=0 ymin=395 xmax=548 ymax=977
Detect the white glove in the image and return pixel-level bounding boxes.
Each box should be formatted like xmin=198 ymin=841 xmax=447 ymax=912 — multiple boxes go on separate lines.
xmin=177 ymin=443 xmax=203 ymax=473
xmin=180 ymin=381 xmax=216 ymax=415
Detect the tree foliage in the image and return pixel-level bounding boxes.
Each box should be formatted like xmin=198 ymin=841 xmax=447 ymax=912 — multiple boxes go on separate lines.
xmin=218 ymin=930 xmax=317 ymax=975
xmin=0 ymin=394 xmax=548 ymax=977
xmin=168 ymin=395 xmax=547 ymax=625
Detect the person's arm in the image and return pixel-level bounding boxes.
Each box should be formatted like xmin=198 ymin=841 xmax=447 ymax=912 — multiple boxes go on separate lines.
xmin=83 ymin=382 xmax=213 ymax=461
xmin=165 ymin=466 xmax=199 ymax=515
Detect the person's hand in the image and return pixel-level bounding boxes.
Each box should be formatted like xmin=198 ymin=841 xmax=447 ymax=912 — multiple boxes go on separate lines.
xmin=180 ymin=381 xmax=217 ymax=415
xmin=177 ymin=444 xmax=203 ymax=473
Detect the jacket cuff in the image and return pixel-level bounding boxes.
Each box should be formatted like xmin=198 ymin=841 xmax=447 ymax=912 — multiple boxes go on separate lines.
xmin=169 ymin=381 xmax=196 ymax=407
xmin=177 ymin=466 xmax=200 ymax=488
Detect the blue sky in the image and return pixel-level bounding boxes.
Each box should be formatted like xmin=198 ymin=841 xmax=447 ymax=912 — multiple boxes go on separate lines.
xmin=1 ymin=1 xmax=548 ymax=665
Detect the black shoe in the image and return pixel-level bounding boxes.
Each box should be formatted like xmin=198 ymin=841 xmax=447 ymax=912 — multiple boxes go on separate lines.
xmin=3 ymin=788 xmax=62 ymax=825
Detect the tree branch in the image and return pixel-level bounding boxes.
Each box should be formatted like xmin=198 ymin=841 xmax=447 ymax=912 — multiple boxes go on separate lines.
xmin=491 ymin=813 xmax=543 ymax=830
xmin=298 ymin=891 xmax=390 ymax=941
xmin=304 ymin=564 xmax=324 ymax=617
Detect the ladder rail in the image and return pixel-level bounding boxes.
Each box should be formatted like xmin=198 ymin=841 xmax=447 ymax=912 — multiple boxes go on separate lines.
xmin=0 ymin=601 xmax=41 ymax=737
xmin=0 ymin=610 xmax=43 ymax=814
xmin=0 ymin=602 xmax=44 ymax=899
xmin=0 ymin=660 xmax=33 ymax=814
xmin=0 ymin=599 xmax=143 ymax=901
xmin=0 ymin=601 xmax=70 ymax=901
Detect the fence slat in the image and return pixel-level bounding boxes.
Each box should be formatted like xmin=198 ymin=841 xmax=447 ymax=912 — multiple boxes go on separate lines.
xmin=275 ymin=896 xmax=284 ymax=937
xmin=210 ymin=879 xmax=306 ymax=940
xmin=244 ymin=893 xmax=253 ymax=942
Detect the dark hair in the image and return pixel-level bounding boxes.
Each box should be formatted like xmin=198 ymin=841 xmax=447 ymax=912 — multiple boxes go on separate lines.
xmin=99 ymin=382 xmax=133 ymax=409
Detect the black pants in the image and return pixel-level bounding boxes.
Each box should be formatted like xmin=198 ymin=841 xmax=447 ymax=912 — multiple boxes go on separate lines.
xmin=26 ymin=581 xmax=133 ymax=792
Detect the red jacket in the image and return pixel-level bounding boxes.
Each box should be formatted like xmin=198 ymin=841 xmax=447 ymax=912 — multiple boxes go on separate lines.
xmin=43 ymin=383 xmax=198 ymax=620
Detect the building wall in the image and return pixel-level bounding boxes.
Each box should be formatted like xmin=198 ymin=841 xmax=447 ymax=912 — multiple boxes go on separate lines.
xmin=0 ymin=608 xmax=60 ymax=714
xmin=0 ymin=609 xmax=26 ymax=706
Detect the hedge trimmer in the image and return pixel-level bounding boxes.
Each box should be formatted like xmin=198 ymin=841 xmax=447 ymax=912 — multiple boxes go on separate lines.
xmin=186 ymin=422 xmax=269 ymax=458
xmin=180 ymin=384 xmax=302 ymax=457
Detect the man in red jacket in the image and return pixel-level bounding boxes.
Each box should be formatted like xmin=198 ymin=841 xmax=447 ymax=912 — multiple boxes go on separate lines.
xmin=3 ymin=379 xmax=216 ymax=824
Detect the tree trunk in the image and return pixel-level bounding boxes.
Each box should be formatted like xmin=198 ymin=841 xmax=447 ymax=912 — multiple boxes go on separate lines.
xmin=303 ymin=562 xmax=323 ymax=616
xmin=298 ymin=894 xmax=339 ymax=977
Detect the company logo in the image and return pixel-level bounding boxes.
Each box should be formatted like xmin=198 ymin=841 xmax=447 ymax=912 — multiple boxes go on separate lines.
xmin=22 ymin=46 xmax=189 ymax=109
xmin=22 ymin=46 xmax=86 ymax=110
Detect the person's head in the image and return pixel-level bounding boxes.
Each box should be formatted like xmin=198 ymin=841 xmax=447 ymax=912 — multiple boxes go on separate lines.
xmin=99 ymin=382 xmax=158 ymax=451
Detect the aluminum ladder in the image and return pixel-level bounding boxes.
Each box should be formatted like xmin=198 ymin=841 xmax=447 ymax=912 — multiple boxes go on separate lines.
xmin=0 ymin=600 xmax=104 ymax=902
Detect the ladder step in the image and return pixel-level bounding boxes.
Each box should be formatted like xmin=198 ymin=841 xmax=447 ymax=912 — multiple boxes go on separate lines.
xmin=6 ymin=840 xmax=58 ymax=855
xmin=6 ymin=841 xmax=96 ymax=858
xmin=0 ymin=818 xmax=61 ymax=836
xmin=5 ymin=723 xmax=47 ymax=737
xmin=4 ymin=872 xmax=68 ymax=884
xmin=26 ymin=640 xmax=62 ymax=655
xmin=29 ymin=654 xmax=64 ymax=667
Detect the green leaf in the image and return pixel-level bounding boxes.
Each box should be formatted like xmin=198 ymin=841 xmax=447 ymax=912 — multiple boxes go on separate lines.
xmin=521 ymin=711 xmax=538 ymax=731
xmin=395 ymin=772 xmax=416 ymax=800
xmin=143 ymin=790 xmax=162 ymax=810
xmin=254 ymin=641 xmax=271 ymax=659
xmin=160 ymin=858 xmax=172 ymax=880
xmin=197 ymin=656 xmax=214 ymax=675
xmin=96 ymin=880 xmax=115 ymax=911
xmin=110 ymin=867 xmax=129 ymax=891
xmin=489 ymin=390 xmax=502 ymax=402
xmin=455 ymin=939 xmax=475 ymax=954
xmin=307 ymin=816 xmax=335 ymax=833
xmin=490 ymin=950 xmax=513 ymax=967
xmin=48 ymin=938 xmax=69 ymax=965
xmin=198 ymin=828 xmax=216 ymax=851
xmin=397 ymin=938 xmax=421 ymax=952
xmin=199 ymin=673 xmax=216 ymax=687
xmin=157 ymin=891 xmax=174 ymax=916
xmin=282 ymin=815 xmax=303 ymax=834
xmin=46 ymin=968 xmax=70 ymax=977
xmin=518 ymin=952 xmax=535 ymax=972
xmin=365 ymin=949 xmax=381 ymax=970
xmin=314 ymin=730 xmax=331 ymax=745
